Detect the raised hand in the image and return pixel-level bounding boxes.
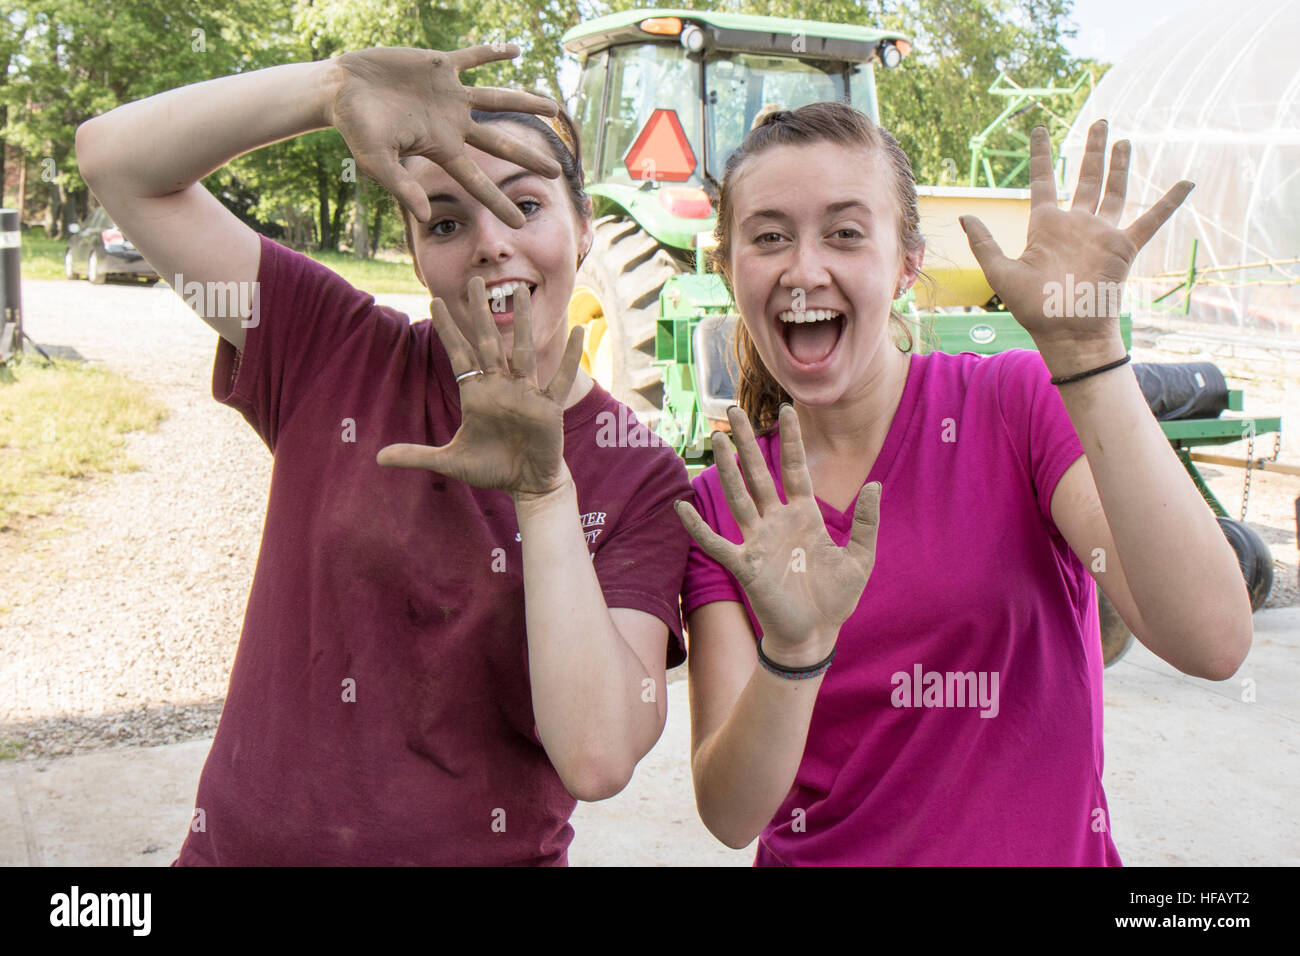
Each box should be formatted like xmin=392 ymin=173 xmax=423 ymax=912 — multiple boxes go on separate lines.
xmin=675 ymin=406 xmax=881 ymax=664
xmin=376 ymin=278 xmax=584 ymax=499
xmin=959 ymin=120 xmax=1193 ymax=371
xmin=327 ymin=45 xmax=562 ymax=228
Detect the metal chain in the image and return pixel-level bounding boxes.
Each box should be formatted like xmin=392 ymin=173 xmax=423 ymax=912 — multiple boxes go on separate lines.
xmin=1241 ymin=426 xmax=1256 ymax=521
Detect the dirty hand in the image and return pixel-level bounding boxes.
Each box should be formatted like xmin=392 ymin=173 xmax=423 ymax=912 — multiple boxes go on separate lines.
xmin=675 ymin=406 xmax=881 ymax=664
xmin=327 ymin=45 xmax=561 ymax=228
xmin=960 ymin=119 xmax=1193 ymax=376
xmin=376 ymin=278 xmax=584 ymax=500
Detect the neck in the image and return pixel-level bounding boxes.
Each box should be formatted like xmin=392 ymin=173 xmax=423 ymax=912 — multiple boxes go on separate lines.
xmin=794 ymin=343 xmax=911 ymax=458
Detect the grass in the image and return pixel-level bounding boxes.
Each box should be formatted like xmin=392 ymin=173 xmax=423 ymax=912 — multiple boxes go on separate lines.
xmin=0 ymin=738 xmax=24 ymax=761
xmin=0 ymin=354 xmax=168 ymax=533
xmin=20 ymin=228 xmax=424 ymax=294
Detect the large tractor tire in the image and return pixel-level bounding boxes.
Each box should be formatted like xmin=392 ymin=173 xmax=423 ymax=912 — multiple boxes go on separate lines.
xmin=569 ymin=215 xmax=685 ymax=429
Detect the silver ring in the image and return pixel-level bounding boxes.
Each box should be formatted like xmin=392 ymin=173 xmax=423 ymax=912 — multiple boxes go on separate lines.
xmin=455 ymin=369 xmax=485 ymax=384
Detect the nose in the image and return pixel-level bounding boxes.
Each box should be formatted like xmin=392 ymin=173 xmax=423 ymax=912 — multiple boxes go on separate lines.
xmin=779 ymin=237 xmax=830 ymax=298
xmin=471 ymin=210 xmax=517 ymax=266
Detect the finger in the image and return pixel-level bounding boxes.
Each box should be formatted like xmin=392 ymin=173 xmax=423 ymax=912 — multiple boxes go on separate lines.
xmin=429 ymin=297 xmax=480 ymax=377
xmin=376 ymin=441 xmax=453 ymax=473
xmin=844 ymin=481 xmax=882 ymax=572
xmin=959 ymin=215 xmax=1010 ymax=288
xmin=467 ymin=86 xmax=560 ymax=119
xmin=673 ymin=500 xmax=743 ymax=571
xmin=1125 ymin=180 xmax=1194 ymax=250
xmin=510 ymin=284 xmax=536 ymax=381
xmin=466 ymin=276 xmax=506 ymax=371
xmin=436 ymin=152 xmax=527 ymax=229
xmin=727 ymin=405 xmax=780 ymax=513
xmin=543 ymin=325 xmax=584 ymax=402
xmin=447 ymin=43 xmax=522 ymax=73
xmin=776 ymin=404 xmax=814 ymax=499
xmin=1096 ymin=139 xmax=1130 ymax=224
xmin=1028 ymin=125 xmax=1058 ymax=210
xmin=466 ymin=123 xmax=562 ymax=180
xmin=1070 ymin=119 xmax=1109 ymax=214
xmin=365 ymin=149 xmax=432 ymax=223
xmin=711 ymin=431 xmax=761 ymax=531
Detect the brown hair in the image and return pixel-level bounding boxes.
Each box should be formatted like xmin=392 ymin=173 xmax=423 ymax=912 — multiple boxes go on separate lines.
xmin=400 ymin=100 xmax=590 ymax=264
xmin=708 ymin=101 xmax=931 ymax=433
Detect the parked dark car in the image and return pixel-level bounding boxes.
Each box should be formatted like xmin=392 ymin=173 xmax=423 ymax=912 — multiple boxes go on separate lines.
xmin=64 ymin=207 xmax=159 ymax=284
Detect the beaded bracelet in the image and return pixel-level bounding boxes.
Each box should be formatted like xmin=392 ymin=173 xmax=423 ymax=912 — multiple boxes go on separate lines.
xmin=1049 ymin=353 xmax=1131 ymax=386
xmin=757 ymin=639 xmax=836 ymax=680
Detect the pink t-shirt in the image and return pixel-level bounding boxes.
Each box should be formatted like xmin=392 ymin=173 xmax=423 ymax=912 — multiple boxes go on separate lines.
xmin=682 ymin=348 xmax=1122 ymax=866
xmin=177 ymin=235 xmax=692 ymax=866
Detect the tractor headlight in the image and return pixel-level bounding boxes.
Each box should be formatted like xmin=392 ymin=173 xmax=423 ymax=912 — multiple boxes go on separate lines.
xmin=681 ymin=24 xmax=706 ymax=53
xmin=879 ymin=40 xmax=903 ymax=69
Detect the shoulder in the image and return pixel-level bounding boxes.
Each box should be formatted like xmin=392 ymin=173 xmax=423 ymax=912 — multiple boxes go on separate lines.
xmin=566 ymin=385 xmax=692 ymax=496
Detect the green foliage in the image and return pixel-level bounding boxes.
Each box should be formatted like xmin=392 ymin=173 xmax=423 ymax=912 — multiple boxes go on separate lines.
xmin=3 ymin=0 xmax=1101 ymax=252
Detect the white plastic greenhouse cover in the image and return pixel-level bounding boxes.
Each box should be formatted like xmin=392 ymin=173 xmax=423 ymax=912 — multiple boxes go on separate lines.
xmin=1059 ymin=0 xmax=1300 ymax=335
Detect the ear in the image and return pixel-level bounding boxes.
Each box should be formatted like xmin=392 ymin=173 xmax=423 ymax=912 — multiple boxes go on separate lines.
xmin=578 ymin=201 xmax=594 ymax=262
xmin=896 ymin=241 xmax=925 ymax=297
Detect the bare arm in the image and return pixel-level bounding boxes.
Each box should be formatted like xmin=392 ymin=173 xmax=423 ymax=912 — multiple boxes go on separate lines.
xmin=515 ymin=475 xmax=671 ymax=801
xmin=962 ymin=120 xmax=1251 ymax=680
xmin=74 ymin=46 xmax=560 ymax=351
xmin=1046 ymin=365 xmax=1251 ymax=678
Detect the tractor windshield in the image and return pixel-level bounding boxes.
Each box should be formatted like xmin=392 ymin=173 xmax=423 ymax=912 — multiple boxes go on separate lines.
xmin=705 ymin=54 xmax=857 ymax=181
xmin=597 ymin=44 xmax=704 ymax=185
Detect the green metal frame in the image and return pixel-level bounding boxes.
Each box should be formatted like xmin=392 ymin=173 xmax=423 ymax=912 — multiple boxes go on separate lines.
xmin=967 ymin=70 xmax=1093 ymax=188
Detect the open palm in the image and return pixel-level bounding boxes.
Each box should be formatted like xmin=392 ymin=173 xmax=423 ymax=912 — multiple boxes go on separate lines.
xmin=376 ymin=279 xmax=584 ymax=498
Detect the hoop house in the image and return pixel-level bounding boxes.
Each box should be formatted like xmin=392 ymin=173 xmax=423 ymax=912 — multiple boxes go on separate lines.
xmin=1060 ymin=0 xmax=1300 ymax=334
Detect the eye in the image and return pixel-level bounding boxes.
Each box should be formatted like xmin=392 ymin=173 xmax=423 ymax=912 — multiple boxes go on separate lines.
xmin=516 ymin=198 xmax=542 ymax=216
xmin=754 ymin=231 xmax=784 ymax=245
xmin=428 ymin=218 xmax=459 ymax=237
xmin=833 ymin=227 xmax=863 ymax=240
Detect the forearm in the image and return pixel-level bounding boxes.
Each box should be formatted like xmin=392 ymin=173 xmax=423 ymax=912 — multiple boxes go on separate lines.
xmin=692 ymin=635 xmax=831 ymax=849
xmin=515 ymin=474 xmax=664 ymax=801
xmin=693 ymin=670 xmax=822 ymax=849
xmin=77 ymin=59 xmax=340 ymax=197
xmin=1041 ymin=334 xmax=1253 ymax=677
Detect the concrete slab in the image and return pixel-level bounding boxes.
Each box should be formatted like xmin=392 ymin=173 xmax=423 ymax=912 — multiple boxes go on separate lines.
xmin=0 ymin=608 xmax=1295 ymax=866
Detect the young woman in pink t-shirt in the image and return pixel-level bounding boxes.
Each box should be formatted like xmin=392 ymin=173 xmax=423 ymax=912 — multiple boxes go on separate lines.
xmin=76 ymin=45 xmax=690 ymax=864
xmin=675 ymin=102 xmax=1253 ymax=864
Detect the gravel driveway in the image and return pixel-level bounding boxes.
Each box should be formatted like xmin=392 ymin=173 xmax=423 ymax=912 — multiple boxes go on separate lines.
xmin=2 ymin=275 xmax=1297 ymax=761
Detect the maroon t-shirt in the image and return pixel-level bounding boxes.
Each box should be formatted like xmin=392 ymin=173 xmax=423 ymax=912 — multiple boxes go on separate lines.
xmin=177 ymin=235 xmax=691 ymax=866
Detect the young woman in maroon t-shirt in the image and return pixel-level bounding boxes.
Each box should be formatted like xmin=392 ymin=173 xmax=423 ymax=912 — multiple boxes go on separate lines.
xmin=75 ymin=44 xmax=691 ymax=864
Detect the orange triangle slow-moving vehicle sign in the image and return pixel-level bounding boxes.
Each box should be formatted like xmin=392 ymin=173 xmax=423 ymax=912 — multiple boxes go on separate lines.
xmin=624 ymin=108 xmax=697 ymax=182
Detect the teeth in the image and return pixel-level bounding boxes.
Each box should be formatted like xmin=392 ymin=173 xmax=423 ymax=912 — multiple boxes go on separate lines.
xmin=486 ymin=281 xmax=534 ymax=298
xmin=778 ymin=309 xmax=842 ymax=323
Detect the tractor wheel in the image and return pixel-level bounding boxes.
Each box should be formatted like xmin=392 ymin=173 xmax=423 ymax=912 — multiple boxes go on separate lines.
xmin=1217 ymin=516 xmax=1273 ymax=612
xmin=1099 ymin=590 xmax=1133 ymax=668
xmin=65 ymin=248 xmax=78 ymax=279
xmin=569 ymin=215 xmax=684 ymax=428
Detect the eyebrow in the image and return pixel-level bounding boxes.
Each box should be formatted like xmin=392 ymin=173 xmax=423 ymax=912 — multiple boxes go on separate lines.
xmin=426 ymin=171 xmax=541 ymax=207
xmin=740 ymin=200 xmax=872 ymax=228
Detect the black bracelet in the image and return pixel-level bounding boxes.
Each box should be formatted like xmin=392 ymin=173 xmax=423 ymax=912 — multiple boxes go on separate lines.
xmin=1049 ymin=353 xmax=1132 ymax=386
xmin=756 ymin=639 xmax=836 ymax=680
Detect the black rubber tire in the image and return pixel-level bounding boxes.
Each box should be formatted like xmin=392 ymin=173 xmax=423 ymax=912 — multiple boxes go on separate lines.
xmin=64 ymin=248 xmax=77 ymax=279
xmin=1099 ymin=590 xmax=1134 ymax=668
xmin=88 ymin=249 xmax=107 ymax=285
xmin=1217 ymin=516 xmax=1273 ymax=612
xmin=572 ymin=215 xmax=684 ymax=427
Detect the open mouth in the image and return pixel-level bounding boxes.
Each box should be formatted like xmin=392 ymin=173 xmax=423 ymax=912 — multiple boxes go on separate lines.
xmin=777 ymin=309 xmax=846 ymax=369
xmin=485 ymin=282 xmax=539 ymax=321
